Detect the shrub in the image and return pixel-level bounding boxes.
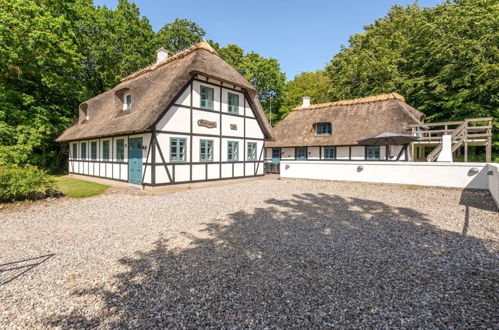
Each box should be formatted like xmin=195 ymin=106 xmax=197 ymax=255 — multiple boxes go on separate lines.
xmin=0 ymin=166 xmax=55 ymax=202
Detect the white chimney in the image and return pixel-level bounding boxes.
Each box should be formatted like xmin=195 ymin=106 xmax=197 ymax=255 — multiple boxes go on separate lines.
xmin=156 ymin=47 xmax=168 ymax=63
xmin=301 ymin=96 xmax=311 ymax=108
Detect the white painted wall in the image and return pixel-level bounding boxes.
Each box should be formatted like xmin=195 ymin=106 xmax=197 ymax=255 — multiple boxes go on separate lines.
xmin=280 ymin=147 xmax=295 ymax=160
xmin=350 ymin=146 xmax=364 ymax=160
xmin=308 ymin=147 xmax=320 ymax=160
xmin=245 ymin=118 xmax=264 ymax=139
xmin=280 ymin=161 xmax=490 ymax=189
xmin=337 ymin=147 xmax=349 ymax=160
xmin=487 ymin=163 xmax=499 ymax=208
xmin=157 ymin=106 xmax=190 ymax=133
xmin=222 ymin=115 xmax=245 ymax=137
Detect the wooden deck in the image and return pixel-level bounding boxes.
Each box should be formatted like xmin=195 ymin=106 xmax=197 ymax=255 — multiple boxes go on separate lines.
xmin=409 ymin=117 xmax=492 ymax=162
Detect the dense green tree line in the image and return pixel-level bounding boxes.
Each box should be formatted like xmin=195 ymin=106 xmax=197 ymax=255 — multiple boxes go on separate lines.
xmin=0 ymin=0 xmax=285 ymax=169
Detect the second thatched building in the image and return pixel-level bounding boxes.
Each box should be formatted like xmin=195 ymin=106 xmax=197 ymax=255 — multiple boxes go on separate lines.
xmin=265 ymin=93 xmax=426 ymax=164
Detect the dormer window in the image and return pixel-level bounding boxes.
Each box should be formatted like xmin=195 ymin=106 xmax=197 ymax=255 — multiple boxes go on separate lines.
xmin=79 ymin=103 xmax=89 ymax=123
xmin=316 ymin=122 xmax=332 ymax=135
xmin=124 ymin=94 xmax=132 ymax=110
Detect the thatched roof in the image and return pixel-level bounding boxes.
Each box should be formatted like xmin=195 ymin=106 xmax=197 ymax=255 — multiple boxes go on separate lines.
xmin=266 ymin=93 xmax=425 ymax=147
xmin=57 ymin=41 xmax=273 ymax=142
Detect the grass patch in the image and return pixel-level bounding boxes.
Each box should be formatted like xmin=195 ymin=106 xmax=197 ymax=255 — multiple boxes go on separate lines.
xmin=54 ymin=177 xmax=110 ymax=198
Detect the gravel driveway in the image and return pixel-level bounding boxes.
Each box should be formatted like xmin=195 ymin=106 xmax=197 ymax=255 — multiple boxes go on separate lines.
xmin=1 ymin=178 xmax=498 ymax=328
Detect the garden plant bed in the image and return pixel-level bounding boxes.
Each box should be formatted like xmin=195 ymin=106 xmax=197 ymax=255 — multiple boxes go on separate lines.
xmin=1 ymin=179 xmax=497 ymax=328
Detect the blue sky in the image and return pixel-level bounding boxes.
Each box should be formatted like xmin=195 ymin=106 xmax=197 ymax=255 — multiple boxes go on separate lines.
xmin=95 ymin=0 xmax=443 ymax=80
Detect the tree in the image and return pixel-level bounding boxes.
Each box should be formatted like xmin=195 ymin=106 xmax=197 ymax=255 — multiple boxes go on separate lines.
xmin=217 ymin=44 xmax=286 ymax=123
xmin=155 ymin=18 xmax=206 ymax=54
xmin=217 ymin=44 xmax=245 ymax=70
xmin=0 ymin=0 xmax=86 ymax=168
xmin=75 ymin=0 xmax=155 ymax=95
xmin=279 ymin=70 xmax=331 ymax=120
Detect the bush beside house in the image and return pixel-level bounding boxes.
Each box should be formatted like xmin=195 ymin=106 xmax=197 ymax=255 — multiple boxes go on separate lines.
xmin=0 ymin=166 xmax=56 ymax=202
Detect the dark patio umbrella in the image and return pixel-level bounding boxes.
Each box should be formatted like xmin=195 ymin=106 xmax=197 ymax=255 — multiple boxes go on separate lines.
xmin=357 ymin=132 xmax=419 ymax=146
xmin=358 ymin=132 xmax=419 ymax=161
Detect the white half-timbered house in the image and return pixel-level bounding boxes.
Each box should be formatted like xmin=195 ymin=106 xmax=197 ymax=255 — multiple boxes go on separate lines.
xmin=56 ymin=41 xmax=273 ymax=186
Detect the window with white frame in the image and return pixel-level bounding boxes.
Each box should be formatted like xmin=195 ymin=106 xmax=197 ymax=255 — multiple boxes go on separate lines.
xmin=82 ymin=108 xmax=89 ymax=120
xmin=124 ymin=94 xmax=132 ymax=110
xmin=316 ymin=122 xmax=332 ymax=135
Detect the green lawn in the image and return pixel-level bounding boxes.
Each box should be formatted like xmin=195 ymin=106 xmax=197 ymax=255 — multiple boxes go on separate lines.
xmin=54 ymin=176 xmax=110 ymax=198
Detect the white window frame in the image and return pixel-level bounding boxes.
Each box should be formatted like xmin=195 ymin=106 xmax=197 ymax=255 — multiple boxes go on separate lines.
xmin=123 ymin=93 xmax=132 ymax=110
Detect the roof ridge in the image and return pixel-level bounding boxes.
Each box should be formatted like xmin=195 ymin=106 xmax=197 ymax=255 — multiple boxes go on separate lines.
xmin=120 ymin=40 xmax=216 ymax=82
xmin=293 ymin=93 xmax=405 ymax=111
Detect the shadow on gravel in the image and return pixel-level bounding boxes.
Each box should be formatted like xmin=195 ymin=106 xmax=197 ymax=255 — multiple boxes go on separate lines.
xmin=459 ymin=189 xmax=498 ymax=236
xmin=46 ymin=193 xmax=497 ymax=328
xmin=0 ymin=254 xmax=55 ymax=286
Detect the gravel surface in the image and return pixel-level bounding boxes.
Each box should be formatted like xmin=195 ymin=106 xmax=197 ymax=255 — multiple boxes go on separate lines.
xmin=1 ymin=178 xmax=498 ymax=328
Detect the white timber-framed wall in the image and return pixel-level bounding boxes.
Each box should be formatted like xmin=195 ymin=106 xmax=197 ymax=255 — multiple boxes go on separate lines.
xmin=67 ymin=74 xmax=266 ymax=186
xmin=68 ymin=133 xmax=152 ymax=183
xmin=265 ymin=145 xmax=410 ymax=162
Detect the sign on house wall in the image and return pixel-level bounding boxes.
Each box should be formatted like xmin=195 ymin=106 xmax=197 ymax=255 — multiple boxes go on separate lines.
xmin=197 ymin=119 xmax=217 ymax=128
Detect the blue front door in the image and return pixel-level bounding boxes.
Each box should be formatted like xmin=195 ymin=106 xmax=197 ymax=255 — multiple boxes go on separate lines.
xmin=272 ymin=148 xmax=281 ymax=163
xmin=128 ymin=137 xmax=143 ymax=184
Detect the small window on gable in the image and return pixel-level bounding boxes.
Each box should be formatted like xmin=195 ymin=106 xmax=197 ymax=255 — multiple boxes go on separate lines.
xmin=228 ymin=93 xmax=239 ymax=114
xmin=124 ymin=94 xmax=132 ymax=110
xmin=316 ymin=122 xmax=332 ymax=135
xmin=200 ymin=85 xmax=214 ymax=110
